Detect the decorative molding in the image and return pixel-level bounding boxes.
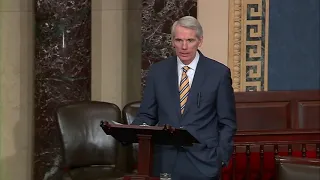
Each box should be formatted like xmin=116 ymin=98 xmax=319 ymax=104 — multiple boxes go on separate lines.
xmin=228 ymin=0 xmax=269 ymax=92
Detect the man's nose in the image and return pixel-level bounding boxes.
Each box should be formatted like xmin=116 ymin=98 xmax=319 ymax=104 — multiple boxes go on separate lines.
xmin=182 ymin=41 xmax=188 ymax=49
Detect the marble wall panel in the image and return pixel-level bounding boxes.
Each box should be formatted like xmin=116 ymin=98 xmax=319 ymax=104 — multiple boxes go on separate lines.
xmin=141 ymin=0 xmax=197 ymax=89
xmin=33 ymin=0 xmax=91 ymax=179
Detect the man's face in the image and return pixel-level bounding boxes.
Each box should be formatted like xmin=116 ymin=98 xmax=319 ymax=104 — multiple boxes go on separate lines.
xmin=172 ymin=25 xmax=203 ymax=65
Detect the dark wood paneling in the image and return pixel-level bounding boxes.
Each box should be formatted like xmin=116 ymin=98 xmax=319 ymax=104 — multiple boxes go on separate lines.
xmin=236 ymin=102 xmax=290 ymax=130
xmin=235 ymin=90 xmax=320 ymax=131
xmin=297 ymin=101 xmax=320 ymax=129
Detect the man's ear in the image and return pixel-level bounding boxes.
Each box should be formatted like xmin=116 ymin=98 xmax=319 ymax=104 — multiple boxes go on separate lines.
xmin=198 ymin=36 xmax=203 ymax=47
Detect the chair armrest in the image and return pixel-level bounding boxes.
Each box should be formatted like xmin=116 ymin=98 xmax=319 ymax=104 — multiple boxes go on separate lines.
xmin=275 ymin=156 xmax=320 ymax=180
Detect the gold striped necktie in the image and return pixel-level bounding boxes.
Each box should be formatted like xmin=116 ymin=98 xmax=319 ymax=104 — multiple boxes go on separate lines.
xmin=179 ymin=66 xmax=190 ymax=114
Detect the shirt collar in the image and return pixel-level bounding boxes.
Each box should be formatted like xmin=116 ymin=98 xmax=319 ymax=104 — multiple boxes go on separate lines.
xmin=177 ymin=51 xmax=200 ymax=71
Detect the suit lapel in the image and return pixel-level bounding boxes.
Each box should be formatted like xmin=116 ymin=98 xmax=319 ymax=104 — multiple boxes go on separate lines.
xmin=166 ymin=57 xmax=182 ymax=120
xmin=182 ymin=54 xmax=207 ymax=117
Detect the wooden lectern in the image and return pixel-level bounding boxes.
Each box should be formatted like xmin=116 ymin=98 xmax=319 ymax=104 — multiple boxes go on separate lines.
xmin=100 ymin=121 xmax=198 ymax=180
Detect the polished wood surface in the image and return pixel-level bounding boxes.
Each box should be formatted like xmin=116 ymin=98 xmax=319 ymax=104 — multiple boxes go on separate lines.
xmin=100 ymin=122 xmax=198 ymax=180
xmin=234 ymin=90 xmax=320 ymax=130
xmin=234 ymin=129 xmax=320 ymax=143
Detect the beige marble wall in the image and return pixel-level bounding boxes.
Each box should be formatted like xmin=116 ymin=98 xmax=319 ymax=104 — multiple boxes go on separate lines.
xmin=0 ymin=0 xmax=34 ymax=180
xmin=91 ymin=0 xmax=141 ymax=108
xmin=198 ymin=0 xmax=229 ymax=65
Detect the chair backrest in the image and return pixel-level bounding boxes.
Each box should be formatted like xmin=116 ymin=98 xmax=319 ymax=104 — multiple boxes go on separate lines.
xmin=122 ymin=101 xmax=141 ymax=170
xmin=276 ymin=156 xmax=320 ymax=180
xmin=56 ymin=101 xmax=122 ymax=169
xmin=122 ymin=101 xmax=141 ymax=124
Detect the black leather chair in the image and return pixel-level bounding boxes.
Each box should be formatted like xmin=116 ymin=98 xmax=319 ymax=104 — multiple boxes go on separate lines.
xmin=122 ymin=101 xmax=141 ymax=125
xmin=56 ymin=101 xmax=128 ymax=180
xmin=275 ymin=156 xmax=320 ymax=180
xmin=122 ymin=101 xmax=141 ymax=172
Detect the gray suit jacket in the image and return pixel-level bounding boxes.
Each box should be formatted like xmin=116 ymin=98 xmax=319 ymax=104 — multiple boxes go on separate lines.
xmin=132 ymin=51 xmax=237 ymax=177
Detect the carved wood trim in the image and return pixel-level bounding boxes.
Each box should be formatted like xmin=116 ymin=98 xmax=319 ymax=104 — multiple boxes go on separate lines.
xmin=228 ymin=0 xmax=269 ymax=92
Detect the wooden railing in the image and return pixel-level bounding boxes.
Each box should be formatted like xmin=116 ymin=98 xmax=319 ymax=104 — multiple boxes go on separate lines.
xmin=221 ymin=130 xmax=320 ymax=180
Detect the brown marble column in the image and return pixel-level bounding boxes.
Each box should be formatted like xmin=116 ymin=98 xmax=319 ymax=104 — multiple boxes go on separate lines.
xmin=141 ymin=0 xmax=197 ymax=88
xmin=33 ymin=0 xmax=91 ymax=179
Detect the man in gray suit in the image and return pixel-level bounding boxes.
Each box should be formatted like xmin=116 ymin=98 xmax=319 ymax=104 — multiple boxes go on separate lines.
xmin=132 ymin=16 xmax=237 ymax=180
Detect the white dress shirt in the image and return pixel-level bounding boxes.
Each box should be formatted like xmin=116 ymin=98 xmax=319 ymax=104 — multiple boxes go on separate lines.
xmin=177 ymin=51 xmax=200 ymax=87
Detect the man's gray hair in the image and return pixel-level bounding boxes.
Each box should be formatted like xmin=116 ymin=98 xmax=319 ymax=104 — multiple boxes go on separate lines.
xmin=171 ymin=16 xmax=203 ymax=40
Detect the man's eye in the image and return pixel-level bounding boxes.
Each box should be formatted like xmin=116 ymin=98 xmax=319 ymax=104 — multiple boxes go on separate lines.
xmin=188 ymin=39 xmax=195 ymax=42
